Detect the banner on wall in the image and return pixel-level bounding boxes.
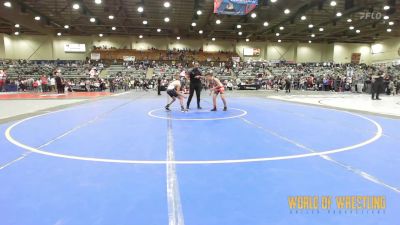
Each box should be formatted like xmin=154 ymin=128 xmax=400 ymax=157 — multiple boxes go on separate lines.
xmin=64 ymin=44 xmax=86 ymax=52
xmin=123 ymin=56 xmax=136 ymax=61
xmin=91 ymin=53 xmax=101 ymax=60
xmin=243 ymin=48 xmax=261 ymax=56
xmin=232 ymin=57 xmax=241 ymax=62
xmin=214 ymin=0 xmax=258 ymax=15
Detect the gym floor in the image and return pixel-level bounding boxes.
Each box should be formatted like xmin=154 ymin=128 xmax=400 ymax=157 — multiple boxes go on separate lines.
xmin=0 ymin=91 xmax=399 ymax=225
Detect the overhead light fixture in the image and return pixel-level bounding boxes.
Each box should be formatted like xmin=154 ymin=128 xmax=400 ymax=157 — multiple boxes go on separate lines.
xmin=216 ymin=19 xmax=221 ymax=24
xmin=177 ymin=36 xmax=181 ymax=40
xmin=99 ymin=33 xmax=103 ymax=37
xmin=64 ymin=25 xmax=69 ymax=29
xmin=34 ymin=16 xmax=41 ymax=21
xmin=308 ymin=24 xmax=314 ymax=28
xmin=14 ymin=31 xmax=19 ymax=35
xmin=57 ymin=32 xmax=62 ymax=36
xmin=349 ymin=26 xmax=354 ymax=30
xmin=308 ymin=40 xmax=312 ymax=43
xmin=157 ymin=28 xmax=161 ymax=32
xmin=137 ymin=6 xmax=144 ymax=13
xmin=199 ymin=30 xmax=203 ymax=34
xmin=238 ymin=31 xmax=243 ymax=35
xmin=212 ymin=37 xmax=216 ymax=41
xmin=15 ymin=24 xmax=20 ymax=28
xmin=356 ymin=29 xmax=360 ymax=33
xmin=263 ymin=21 xmax=269 ymax=27
xmin=111 ymin=26 xmax=116 ymax=30
xmin=276 ymin=32 xmax=280 ymax=36
xmin=271 ymin=0 xmax=277 ymax=2
xmin=383 ymin=5 xmax=390 ymax=10
xmin=388 ymin=21 xmax=394 ymax=26
xmin=319 ymin=27 xmax=324 ymax=32
xmin=139 ymin=35 xmax=143 ymax=38
xmin=164 ymin=17 xmax=170 ymax=22
xmin=196 ymin=10 xmax=202 ymax=15
xmin=279 ymin=26 xmax=284 ymax=30
xmin=347 ymin=18 xmax=352 ymax=22
xmin=164 ymin=1 xmax=170 ymax=8
xmin=383 ymin=15 xmax=389 ymax=20
xmin=237 ymin=24 xmax=242 ymax=29
xmin=94 ymin=0 xmax=102 ymax=4
xmin=246 ymin=38 xmax=250 ymax=42
xmin=4 ymin=1 xmax=11 ymax=7
xmin=191 ymin=22 xmax=197 ymax=27
xmin=108 ymin=15 xmax=114 ymax=20
xmin=387 ymin=28 xmax=392 ymax=32
xmin=336 ymin=12 xmax=342 ymax=17
xmin=143 ymin=20 xmax=148 ymax=25
xmin=72 ymin=3 xmax=80 ymax=9
xmin=311 ymin=33 xmax=315 ymax=37
xmin=301 ymin=15 xmax=306 ymax=20
xmin=330 ymin=1 xmax=337 ymax=6
xmin=90 ymin=17 xmax=96 ymax=23
xmin=284 ymin=9 xmax=290 ymax=14
xmin=251 ymin=12 xmax=257 ymax=18
xmin=278 ymin=39 xmax=282 ymax=42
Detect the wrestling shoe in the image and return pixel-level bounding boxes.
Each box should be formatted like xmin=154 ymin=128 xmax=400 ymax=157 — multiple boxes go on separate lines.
xmin=223 ymin=107 xmax=227 ymax=111
xmin=165 ymin=105 xmax=171 ymax=111
xmin=211 ymin=108 xmax=217 ymax=111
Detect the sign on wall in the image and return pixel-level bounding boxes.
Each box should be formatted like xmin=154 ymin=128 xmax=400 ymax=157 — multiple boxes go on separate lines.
xmin=123 ymin=56 xmax=136 ymax=61
xmin=91 ymin=53 xmax=101 ymax=60
xmin=214 ymin=0 xmax=258 ymax=15
xmin=64 ymin=44 xmax=86 ymax=53
xmin=243 ymin=48 xmax=261 ymax=56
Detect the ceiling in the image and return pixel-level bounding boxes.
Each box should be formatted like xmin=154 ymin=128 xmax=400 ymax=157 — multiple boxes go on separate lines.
xmin=0 ymin=0 xmax=399 ymax=43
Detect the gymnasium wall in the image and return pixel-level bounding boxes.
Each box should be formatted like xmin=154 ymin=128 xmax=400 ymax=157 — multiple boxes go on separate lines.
xmin=0 ymin=34 xmax=399 ymax=64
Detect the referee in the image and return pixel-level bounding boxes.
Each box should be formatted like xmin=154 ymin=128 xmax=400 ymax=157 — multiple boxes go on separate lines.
xmin=187 ymin=62 xmax=203 ymax=109
xmin=371 ymin=72 xmax=384 ymax=100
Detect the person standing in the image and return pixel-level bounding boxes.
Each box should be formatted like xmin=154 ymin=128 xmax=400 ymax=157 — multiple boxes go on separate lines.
xmin=186 ymin=62 xmax=203 ymax=109
xmin=55 ymin=73 xmax=63 ymax=94
xmin=371 ymin=72 xmax=384 ymax=100
xmin=157 ymin=76 xmax=162 ymax=96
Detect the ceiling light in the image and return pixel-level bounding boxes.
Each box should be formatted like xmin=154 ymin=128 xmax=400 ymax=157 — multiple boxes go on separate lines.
xmin=90 ymin=17 xmax=96 ymax=23
xmin=330 ymin=1 xmax=337 ymax=6
xmin=137 ymin=6 xmax=144 ymax=13
xmin=94 ymin=0 xmax=102 ymax=4
xmin=164 ymin=17 xmax=170 ymax=22
xmin=276 ymin=32 xmax=280 ymax=36
xmin=309 ymin=40 xmax=312 ymax=43
xmin=238 ymin=31 xmax=243 ymax=35
xmin=278 ymin=39 xmax=281 ymax=43
xmin=216 ymin=19 xmax=221 ymax=24
xmin=99 ymin=33 xmax=103 ymax=37
xmin=246 ymin=38 xmax=250 ymax=42
xmin=14 ymin=31 xmax=19 ymax=35
xmin=199 ymin=30 xmax=203 ymax=34
xmin=388 ymin=21 xmax=394 ymax=26
xmin=301 ymin=15 xmax=306 ymax=20
xmin=279 ymin=26 xmax=284 ymax=30
xmin=271 ymin=0 xmax=277 ymax=2
xmin=347 ymin=18 xmax=352 ymax=22
xmin=111 ymin=26 xmax=116 ymax=30
xmin=15 ymin=24 xmax=20 ymax=28
xmin=143 ymin=20 xmax=148 ymax=25
xmin=34 ymin=16 xmax=41 ymax=21
xmin=284 ymin=9 xmax=290 ymax=14
xmin=349 ymin=26 xmax=354 ymax=30
xmin=387 ymin=28 xmax=392 ymax=32
xmin=108 ymin=15 xmax=114 ymax=20
xmin=212 ymin=38 xmax=216 ymax=41
xmin=336 ymin=12 xmax=342 ymax=17
xmin=319 ymin=27 xmax=324 ymax=32
xmin=177 ymin=36 xmax=181 ymax=40
xmin=191 ymin=22 xmax=197 ymax=27
xmin=196 ymin=10 xmax=202 ymax=15
xmin=4 ymin=1 xmax=11 ymax=7
xmin=251 ymin=12 xmax=257 ymax=18
xmin=164 ymin=1 xmax=170 ymax=8
xmin=356 ymin=29 xmax=360 ymax=33
xmin=311 ymin=34 xmax=315 ymax=37
xmin=64 ymin=25 xmax=69 ymax=29
xmin=383 ymin=5 xmax=390 ymax=10
xmin=308 ymin=24 xmax=314 ymax=28
xmin=139 ymin=35 xmax=143 ymax=38
xmin=157 ymin=28 xmax=161 ymax=32
xmin=237 ymin=24 xmax=242 ymax=29
xmin=383 ymin=15 xmax=389 ymax=20
xmin=263 ymin=21 xmax=269 ymax=27
xmin=72 ymin=3 xmax=80 ymax=9
xmin=57 ymin=32 xmax=62 ymax=36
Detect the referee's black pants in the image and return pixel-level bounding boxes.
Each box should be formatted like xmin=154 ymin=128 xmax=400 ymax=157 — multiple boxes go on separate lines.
xmin=371 ymin=81 xmax=383 ymax=99
xmin=187 ymin=82 xmax=202 ymax=108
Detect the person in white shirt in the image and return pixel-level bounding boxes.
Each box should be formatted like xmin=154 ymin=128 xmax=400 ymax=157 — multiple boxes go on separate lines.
xmin=165 ymin=74 xmax=187 ymax=112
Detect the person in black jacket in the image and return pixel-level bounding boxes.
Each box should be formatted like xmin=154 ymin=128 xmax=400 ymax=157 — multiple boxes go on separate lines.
xmin=186 ymin=62 xmax=203 ymax=109
xmin=371 ymin=72 xmax=384 ymax=100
